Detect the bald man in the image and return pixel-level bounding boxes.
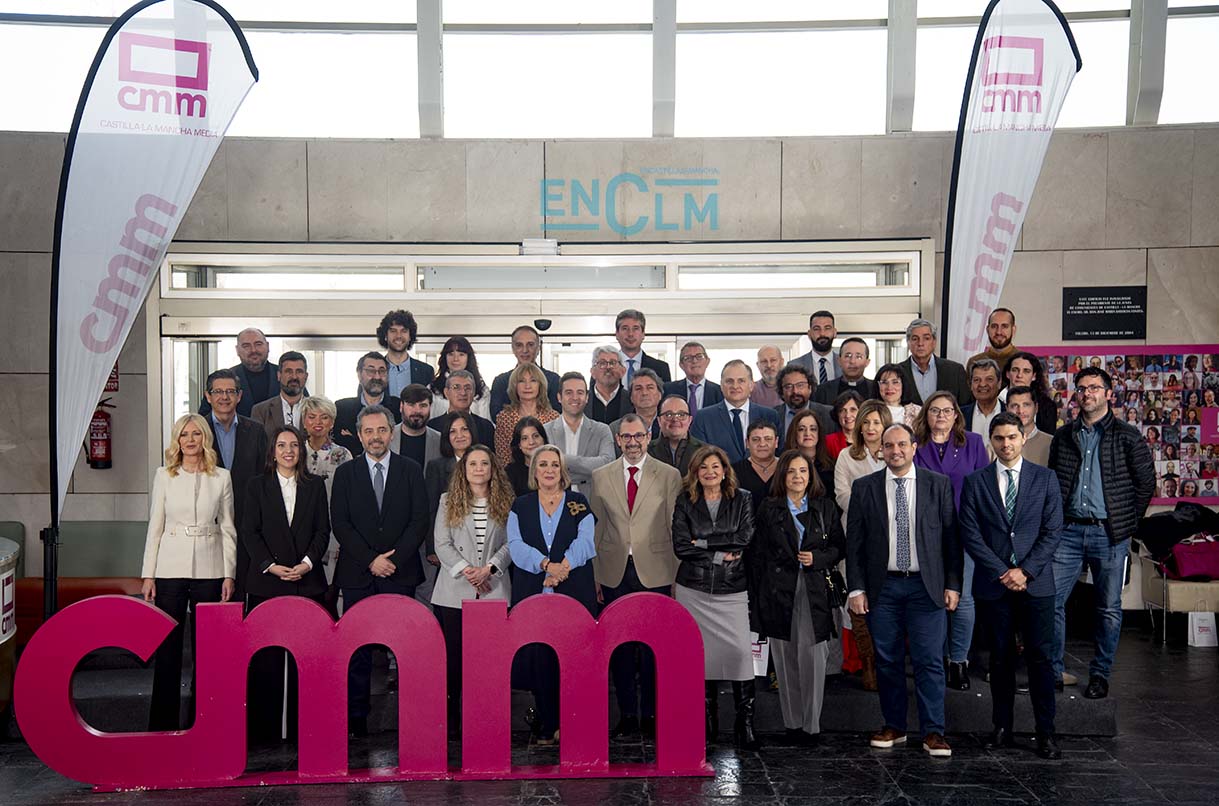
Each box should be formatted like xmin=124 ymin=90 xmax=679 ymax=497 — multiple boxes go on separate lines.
xmin=199 ymin=327 xmax=282 ymax=419
xmin=751 ymin=345 xmax=785 ymax=408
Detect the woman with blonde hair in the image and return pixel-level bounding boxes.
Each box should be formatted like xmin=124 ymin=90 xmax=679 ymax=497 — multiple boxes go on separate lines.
xmin=432 ymin=444 xmax=515 ymax=731
xmin=673 ymin=444 xmax=758 ymax=749
xmin=140 ymin=413 xmax=237 ymax=731
xmin=494 ymin=363 xmax=559 ymax=464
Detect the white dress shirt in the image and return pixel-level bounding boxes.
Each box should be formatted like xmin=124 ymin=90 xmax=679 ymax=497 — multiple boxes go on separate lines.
xmin=277 ymin=472 xmax=297 ymax=523
xmin=971 ymin=401 xmax=1001 ymax=441
xmin=281 ymin=396 xmax=302 ymax=428
xmin=813 ymin=352 xmax=839 ymax=382
xmin=997 ymin=456 xmax=1023 ymax=504
xmin=621 ymin=454 xmax=647 ymax=555
xmin=885 ymin=466 xmax=919 ymax=573
xmin=563 ymin=415 xmax=585 ymax=456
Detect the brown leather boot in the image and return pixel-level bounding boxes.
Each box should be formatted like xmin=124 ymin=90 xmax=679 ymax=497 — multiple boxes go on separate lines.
xmin=851 ymin=612 xmax=878 ymax=692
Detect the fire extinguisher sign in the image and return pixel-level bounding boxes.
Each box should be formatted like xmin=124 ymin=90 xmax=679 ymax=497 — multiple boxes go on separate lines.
xmin=105 ymin=362 xmax=119 ymax=392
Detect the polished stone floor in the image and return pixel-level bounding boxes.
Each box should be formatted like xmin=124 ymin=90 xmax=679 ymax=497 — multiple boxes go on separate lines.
xmin=3 ymin=619 xmax=1217 ymax=805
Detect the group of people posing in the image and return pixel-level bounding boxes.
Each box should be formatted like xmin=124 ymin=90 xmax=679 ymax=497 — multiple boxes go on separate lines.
xmin=140 ymin=306 xmax=1154 ymax=760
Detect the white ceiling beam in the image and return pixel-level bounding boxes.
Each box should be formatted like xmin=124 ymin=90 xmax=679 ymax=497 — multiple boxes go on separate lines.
xmin=418 ymin=0 xmax=444 ymax=138
xmin=887 ymin=0 xmax=917 ymax=133
xmin=653 ymin=0 xmax=676 ymax=137
xmin=1127 ymin=0 xmax=1167 ymax=126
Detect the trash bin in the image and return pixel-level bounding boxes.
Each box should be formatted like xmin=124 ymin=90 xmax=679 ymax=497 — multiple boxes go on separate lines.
xmin=0 ymin=537 xmax=19 ymax=717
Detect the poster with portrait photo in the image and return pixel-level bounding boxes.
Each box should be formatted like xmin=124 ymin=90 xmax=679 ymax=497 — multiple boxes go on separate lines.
xmin=1027 ymin=344 xmax=1219 ymax=505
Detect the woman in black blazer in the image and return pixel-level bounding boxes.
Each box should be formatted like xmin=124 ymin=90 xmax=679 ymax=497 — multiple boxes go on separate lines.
xmin=240 ymin=425 xmax=330 ymax=742
xmin=752 ymin=449 xmax=845 ymax=747
xmin=672 ymin=444 xmax=758 ymax=750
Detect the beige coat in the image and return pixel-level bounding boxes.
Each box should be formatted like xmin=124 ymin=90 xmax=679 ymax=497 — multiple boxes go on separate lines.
xmin=141 ymin=466 xmax=238 ymax=579
xmin=588 ymin=457 xmax=682 ymax=589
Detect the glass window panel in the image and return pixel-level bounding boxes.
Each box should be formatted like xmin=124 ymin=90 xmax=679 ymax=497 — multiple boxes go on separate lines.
xmin=444 ymin=33 xmax=650 ymax=138
xmin=913 ymin=25 xmax=977 ymax=131
xmin=228 ymin=32 xmax=418 ymax=137
xmin=678 ymin=1 xmax=887 ymax=23
xmin=1054 ymin=19 xmax=1126 ymax=128
xmin=444 ymin=0 xmax=650 ymax=24
xmin=1160 ymin=16 xmax=1219 ymax=124
xmin=675 ymin=30 xmax=887 ymax=136
xmin=0 ymin=24 xmax=104 ymax=132
xmin=918 ymin=0 xmax=1128 ymax=15
xmin=418 ymin=265 xmax=665 ymax=290
xmin=171 ymin=265 xmax=405 ymax=291
xmin=0 ymin=2 xmax=416 ymax=21
xmin=677 ymin=263 xmax=909 ymax=291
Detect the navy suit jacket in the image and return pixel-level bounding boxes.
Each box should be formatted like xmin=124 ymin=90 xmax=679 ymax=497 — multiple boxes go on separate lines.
xmin=690 ymin=402 xmax=780 ymax=464
xmin=663 ymin=378 xmax=724 ymax=409
xmin=845 ymin=468 xmax=962 ymax=607
xmin=330 ymin=452 xmax=428 ymax=591
xmin=958 ymin=461 xmax=1063 ymax=600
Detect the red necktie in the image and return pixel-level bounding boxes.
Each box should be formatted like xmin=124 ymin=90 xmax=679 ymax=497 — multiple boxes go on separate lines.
xmin=627 ymin=466 xmax=639 ymax=514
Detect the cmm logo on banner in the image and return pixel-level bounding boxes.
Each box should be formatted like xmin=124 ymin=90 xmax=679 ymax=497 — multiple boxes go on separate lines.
xmin=976 ymin=36 xmax=1049 ymax=129
xmin=116 ymin=32 xmax=211 ymax=119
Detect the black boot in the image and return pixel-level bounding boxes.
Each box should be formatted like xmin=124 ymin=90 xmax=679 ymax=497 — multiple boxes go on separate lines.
xmin=732 ymin=680 xmax=761 ymax=751
xmin=705 ymin=681 xmax=720 ymax=743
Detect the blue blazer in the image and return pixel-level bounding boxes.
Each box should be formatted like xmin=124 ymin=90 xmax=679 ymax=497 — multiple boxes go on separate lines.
xmin=689 ymin=402 xmax=780 ymax=465
xmin=663 ymin=378 xmax=724 ymax=409
xmin=958 ymin=461 xmax=1063 ymax=601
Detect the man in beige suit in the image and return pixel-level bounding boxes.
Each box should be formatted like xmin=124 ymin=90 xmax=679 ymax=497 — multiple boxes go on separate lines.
xmin=250 ymin=351 xmax=309 ymax=438
xmin=589 ymin=413 xmax=682 ymax=739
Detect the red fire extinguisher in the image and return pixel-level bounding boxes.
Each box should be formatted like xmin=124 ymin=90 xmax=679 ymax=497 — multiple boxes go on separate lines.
xmin=87 ymin=398 xmax=115 ymax=470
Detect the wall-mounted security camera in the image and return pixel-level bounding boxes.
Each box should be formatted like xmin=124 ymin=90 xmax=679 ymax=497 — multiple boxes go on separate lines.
xmin=534 ymin=318 xmax=553 ymax=332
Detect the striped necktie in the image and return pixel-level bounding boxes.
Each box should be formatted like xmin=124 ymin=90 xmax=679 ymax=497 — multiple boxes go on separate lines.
xmin=1004 ymin=468 xmax=1017 ymax=521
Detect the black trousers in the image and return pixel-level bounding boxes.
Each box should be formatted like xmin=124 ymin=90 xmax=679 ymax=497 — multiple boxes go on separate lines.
xmin=341 ymin=580 xmax=416 ymax=719
xmin=600 ymin=556 xmax=671 ymax=719
xmin=979 ymin=591 xmax=1057 ymax=735
xmin=434 ymin=603 xmax=464 ymax=725
xmin=246 ymin=592 xmax=326 ymax=741
xmin=149 ymin=577 xmax=223 ymax=731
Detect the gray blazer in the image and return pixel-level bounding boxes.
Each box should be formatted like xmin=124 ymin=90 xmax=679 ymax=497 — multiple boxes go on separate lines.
xmin=430 ymin=493 xmax=512 ymax=608
xmin=390 ymin=424 xmax=442 ymax=466
xmin=792 ymin=350 xmax=843 ymax=381
xmin=543 ymin=416 xmax=616 ymax=488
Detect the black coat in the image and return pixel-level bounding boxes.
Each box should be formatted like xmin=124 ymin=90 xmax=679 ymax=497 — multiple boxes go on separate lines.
xmin=330 ymin=452 xmax=428 ymax=591
xmin=1048 ymin=411 xmax=1155 ymax=544
xmin=240 ymin=473 xmax=331 ymax=599
xmin=198 ymin=362 xmax=280 ymax=419
xmin=334 ymin=393 xmax=402 ymax=458
xmin=208 ymin=414 xmax=268 ymax=599
xmin=672 ymin=491 xmax=754 ymax=594
xmin=636 ymin=351 xmax=672 ymax=384
xmin=751 ymin=496 xmax=844 ymax=643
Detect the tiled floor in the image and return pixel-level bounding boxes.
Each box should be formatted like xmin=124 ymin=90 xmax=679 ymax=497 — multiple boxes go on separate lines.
xmin=3 ymin=621 xmax=1216 ymax=805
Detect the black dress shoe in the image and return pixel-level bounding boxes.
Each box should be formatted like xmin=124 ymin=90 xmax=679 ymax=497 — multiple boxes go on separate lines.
xmin=1083 ymin=676 xmax=1109 ymax=699
xmin=640 ymin=716 xmax=656 ymax=739
xmin=1036 ymin=733 xmax=1062 ymax=759
xmin=612 ymin=715 xmax=640 ymax=738
xmin=348 ymin=716 xmax=368 ymax=738
xmin=947 ymin=661 xmax=971 ymax=691
xmin=984 ymin=727 xmax=1017 ymax=749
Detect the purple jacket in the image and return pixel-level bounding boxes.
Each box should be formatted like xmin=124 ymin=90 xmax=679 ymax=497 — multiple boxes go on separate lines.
xmin=914 ymin=431 xmax=989 ymax=510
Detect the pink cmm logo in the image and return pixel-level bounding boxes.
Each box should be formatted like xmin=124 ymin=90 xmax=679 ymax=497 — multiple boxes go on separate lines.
xmin=980 ymin=35 xmax=1044 ymax=114
xmin=116 ymin=32 xmax=210 ymax=118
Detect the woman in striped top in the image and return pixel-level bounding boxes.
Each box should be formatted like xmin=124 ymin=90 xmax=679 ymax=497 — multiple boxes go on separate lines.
xmin=431 ymin=444 xmax=514 ymax=731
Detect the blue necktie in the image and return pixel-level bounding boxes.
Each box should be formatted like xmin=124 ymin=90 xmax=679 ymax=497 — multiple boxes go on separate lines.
xmin=730 ymin=408 xmax=745 ymax=458
xmin=626 ymin=358 xmax=636 ymax=385
xmin=894 ymin=477 xmax=910 ymax=571
xmin=819 ymin=356 xmax=829 ymax=386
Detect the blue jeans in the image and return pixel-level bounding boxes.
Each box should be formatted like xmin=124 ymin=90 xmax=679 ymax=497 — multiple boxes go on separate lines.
xmin=867 ymin=575 xmax=947 ymax=736
xmin=945 ymin=553 xmax=974 ymax=664
xmin=1051 ymin=523 xmax=1128 ymax=680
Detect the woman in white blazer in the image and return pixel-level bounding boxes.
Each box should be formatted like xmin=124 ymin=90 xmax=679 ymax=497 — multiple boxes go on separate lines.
xmin=140 ymin=413 xmax=237 ymax=731
xmin=431 ymin=445 xmax=514 ymax=729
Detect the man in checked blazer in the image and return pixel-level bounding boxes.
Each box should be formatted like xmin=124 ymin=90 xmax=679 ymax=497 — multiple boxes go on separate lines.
xmin=329 ymin=404 xmax=428 ymax=738
xmin=589 ymin=413 xmax=683 ymax=739
xmin=960 ymin=412 xmax=1064 ymax=759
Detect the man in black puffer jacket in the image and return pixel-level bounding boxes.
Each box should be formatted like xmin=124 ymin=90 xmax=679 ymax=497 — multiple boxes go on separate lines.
xmin=1048 ymin=367 xmax=1154 ymax=700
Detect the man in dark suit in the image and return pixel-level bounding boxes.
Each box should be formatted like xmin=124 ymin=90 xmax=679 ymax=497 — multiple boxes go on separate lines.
xmin=960 ymin=413 xmax=1064 ymax=759
xmin=489 ymin=325 xmax=561 ymax=419
xmin=616 ymin=308 xmax=671 ymax=384
xmin=202 ymin=368 xmax=268 ymax=601
xmin=428 ymin=370 xmax=495 ymax=447
xmin=588 ymin=345 xmax=633 ymax=424
xmin=898 ymin=318 xmax=973 ymax=406
xmin=330 ymin=403 xmax=429 ymax=738
xmin=792 ymin=310 xmax=843 ymax=386
xmin=774 ymin=364 xmax=839 ymax=437
xmin=198 ymin=327 xmax=280 ymax=418
xmin=846 ymin=423 xmax=961 ymax=758
xmin=335 ymin=352 xmax=401 ymax=457
xmin=814 ymin=337 xmax=879 ymax=404
xmin=377 ymin=309 xmax=434 ymax=398
xmin=690 ymin=360 xmax=781 ymax=465
xmin=663 ymin=341 xmax=723 ymax=418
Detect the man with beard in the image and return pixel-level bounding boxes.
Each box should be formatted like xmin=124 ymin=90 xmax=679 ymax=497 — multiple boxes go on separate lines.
xmin=751 ymin=345 xmax=785 ymax=408
xmin=377 ymin=309 xmax=434 ymax=397
xmin=814 ymin=338 xmax=879 ymax=404
xmin=588 ymin=345 xmax=634 ymax=424
xmin=250 ymin=351 xmax=310 ymax=438
xmin=794 ymin=311 xmax=842 ymax=387
xmin=390 ymin=384 xmax=441 ymax=468
xmin=335 ymin=352 xmax=401 ymax=457
xmin=774 ymin=364 xmax=839 ymax=437
xmin=967 ymin=308 xmax=1020 ymax=372
xmin=199 ymin=327 xmax=279 ymax=418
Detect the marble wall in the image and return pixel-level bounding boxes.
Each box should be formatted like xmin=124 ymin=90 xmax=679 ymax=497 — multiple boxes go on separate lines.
xmin=4 ymin=123 xmax=1219 ymax=574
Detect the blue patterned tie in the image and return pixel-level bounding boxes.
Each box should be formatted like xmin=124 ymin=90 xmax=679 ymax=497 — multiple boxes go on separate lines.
xmin=626 ymin=358 xmax=636 ymax=385
xmin=819 ymin=357 xmax=829 ymax=386
xmin=894 ymin=477 xmax=910 ymax=571
xmin=730 ymin=408 xmax=746 ymax=458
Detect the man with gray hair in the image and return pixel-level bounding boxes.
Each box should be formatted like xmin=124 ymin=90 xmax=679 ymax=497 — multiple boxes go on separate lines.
xmin=751 ymin=345 xmax=785 ymax=408
xmin=897 ymin=318 xmax=973 ymax=406
xmin=664 ymin=340 xmax=723 ymax=417
xmin=962 ymin=359 xmax=1003 ymax=448
xmin=588 ymin=345 xmax=634 ymax=424
xmin=428 ymin=370 xmax=495 ymax=447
